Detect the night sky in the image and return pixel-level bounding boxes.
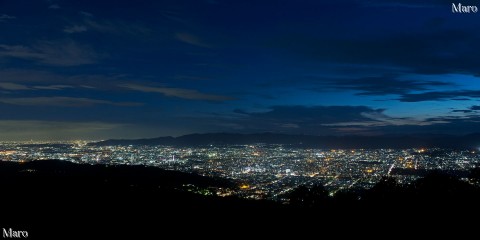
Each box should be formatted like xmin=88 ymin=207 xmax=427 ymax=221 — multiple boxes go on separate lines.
xmin=1 ymin=0 xmax=480 ymax=141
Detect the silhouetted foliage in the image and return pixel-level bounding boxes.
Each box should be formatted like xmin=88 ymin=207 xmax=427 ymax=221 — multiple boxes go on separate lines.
xmin=364 ymin=176 xmax=403 ymax=201
xmin=1 ymin=159 xmax=480 ymax=238
xmin=409 ymin=171 xmax=477 ymax=201
xmin=470 ymin=167 xmax=480 ymax=185
xmin=289 ymin=185 xmax=329 ymax=207
xmin=333 ymin=188 xmax=362 ymax=202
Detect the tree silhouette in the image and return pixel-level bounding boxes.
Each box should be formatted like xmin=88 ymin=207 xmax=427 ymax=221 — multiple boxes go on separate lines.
xmin=410 ymin=171 xmax=476 ymax=201
xmin=289 ymin=185 xmax=329 ymax=207
xmin=333 ymin=188 xmax=361 ymax=202
xmin=364 ymin=176 xmax=402 ymax=201
xmin=469 ymin=167 xmax=480 ymax=185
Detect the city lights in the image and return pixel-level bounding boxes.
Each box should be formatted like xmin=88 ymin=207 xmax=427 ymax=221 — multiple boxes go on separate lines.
xmin=1 ymin=143 xmax=478 ymax=201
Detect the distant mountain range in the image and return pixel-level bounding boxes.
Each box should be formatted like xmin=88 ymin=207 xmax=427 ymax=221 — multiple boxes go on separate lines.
xmin=90 ymin=132 xmax=480 ymax=149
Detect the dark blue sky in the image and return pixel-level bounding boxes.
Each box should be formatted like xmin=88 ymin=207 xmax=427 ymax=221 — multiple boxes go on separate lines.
xmin=1 ymin=0 xmax=480 ymax=140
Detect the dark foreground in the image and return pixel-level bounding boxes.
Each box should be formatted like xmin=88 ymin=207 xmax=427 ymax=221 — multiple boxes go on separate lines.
xmin=0 ymin=160 xmax=479 ymax=239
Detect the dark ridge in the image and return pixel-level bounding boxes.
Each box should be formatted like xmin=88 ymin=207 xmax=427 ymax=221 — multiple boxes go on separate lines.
xmin=0 ymin=159 xmax=235 ymax=191
xmin=390 ymin=168 xmax=470 ymax=178
xmin=1 ymin=160 xmax=480 ymax=238
xmin=0 ymin=159 xmax=283 ymax=238
xmin=90 ymin=132 xmax=480 ymax=149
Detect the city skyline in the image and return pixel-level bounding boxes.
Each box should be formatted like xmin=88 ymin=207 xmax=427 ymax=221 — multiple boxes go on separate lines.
xmin=1 ymin=0 xmax=480 ymax=140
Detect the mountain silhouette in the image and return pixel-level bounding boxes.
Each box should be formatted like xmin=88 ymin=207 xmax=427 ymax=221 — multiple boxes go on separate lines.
xmin=90 ymin=132 xmax=480 ymax=149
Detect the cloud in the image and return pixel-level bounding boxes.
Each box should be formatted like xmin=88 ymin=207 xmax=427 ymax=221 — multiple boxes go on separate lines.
xmin=470 ymin=106 xmax=480 ymax=111
xmin=452 ymin=110 xmax=473 ymax=113
xmin=362 ymin=0 xmax=453 ymax=8
xmin=0 ymin=81 xmax=76 ymax=91
xmin=0 ymin=14 xmax=15 ymax=22
xmin=322 ymin=116 xmax=442 ymax=128
xmin=399 ymin=90 xmax=480 ymax=102
xmin=33 ymin=85 xmax=74 ymax=90
xmin=62 ymin=12 xmax=151 ymax=36
xmin=452 ymin=105 xmax=480 ymax=113
xmin=370 ymin=115 xmax=480 ymax=135
xmin=0 ymin=82 xmax=31 ymax=90
xmin=174 ymin=75 xmax=211 ymax=81
xmin=224 ymin=105 xmax=391 ymax=134
xmin=80 ymin=11 xmax=94 ymax=17
xmin=48 ymin=4 xmax=60 ymax=9
xmin=159 ymin=9 xmax=190 ymax=24
xmin=0 ymin=70 xmax=92 ymax=93
xmin=121 ymin=84 xmax=235 ymax=102
xmin=365 ymin=0 xmax=478 ymax=8
xmin=304 ymin=74 xmax=480 ymax=102
xmin=280 ymin=123 xmax=300 ymax=129
xmin=273 ymin=29 xmax=480 ymax=76
xmin=86 ymin=19 xmax=150 ymax=35
xmin=0 ymin=70 xmax=133 ymax=92
xmin=0 ymin=97 xmax=141 ymax=107
xmin=64 ymin=25 xmax=87 ymax=33
xmin=243 ymin=105 xmax=384 ymax=124
xmin=219 ymin=105 xmax=460 ymax=135
xmin=0 ymin=45 xmax=42 ymax=59
xmin=315 ymin=75 xmax=451 ymax=96
xmin=175 ymin=32 xmax=211 ymax=48
xmin=0 ymin=70 xmax=61 ymax=84
xmin=0 ymin=40 xmax=99 ymax=66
